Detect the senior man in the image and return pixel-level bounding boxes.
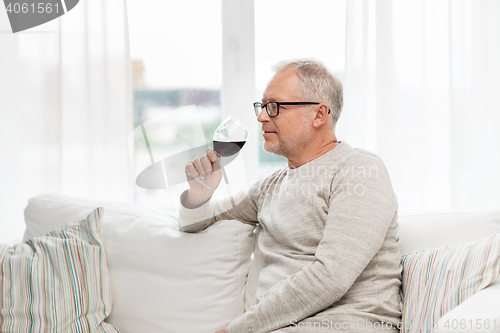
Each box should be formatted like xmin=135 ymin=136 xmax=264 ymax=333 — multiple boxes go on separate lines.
xmin=179 ymin=59 xmax=401 ymax=333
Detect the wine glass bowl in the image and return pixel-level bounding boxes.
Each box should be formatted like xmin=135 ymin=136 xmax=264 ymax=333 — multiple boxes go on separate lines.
xmin=186 ymin=116 xmax=249 ymax=189
xmin=212 ymin=116 xmax=250 ymax=157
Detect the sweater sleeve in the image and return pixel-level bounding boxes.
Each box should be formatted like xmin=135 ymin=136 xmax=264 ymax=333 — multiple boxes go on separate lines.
xmin=178 ymin=175 xmax=269 ymax=233
xmin=225 ymin=154 xmax=398 ymax=333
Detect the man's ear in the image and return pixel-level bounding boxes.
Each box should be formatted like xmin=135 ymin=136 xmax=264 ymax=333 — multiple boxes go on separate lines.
xmin=312 ymin=103 xmax=330 ymax=129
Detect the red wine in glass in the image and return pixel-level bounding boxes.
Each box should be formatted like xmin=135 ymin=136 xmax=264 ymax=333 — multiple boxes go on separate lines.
xmin=210 ymin=116 xmax=249 ymax=206
xmin=213 ymin=140 xmax=246 ymax=157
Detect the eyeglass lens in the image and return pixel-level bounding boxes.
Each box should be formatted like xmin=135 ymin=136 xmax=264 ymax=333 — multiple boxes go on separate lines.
xmin=267 ymin=102 xmax=278 ymax=116
xmin=254 ymin=102 xmax=280 ymax=117
xmin=254 ymin=103 xmax=261 ymax=116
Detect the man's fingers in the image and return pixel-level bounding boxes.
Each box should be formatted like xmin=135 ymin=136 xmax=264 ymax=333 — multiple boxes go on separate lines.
xmin=200 ymin=155 xmax=213 ymax=174
xmin=185 ymin=161 xmax=199 ymax=178
xmin=207 ymin=148 xmax=221 ymax=171
xmin=186 ymin=150 xmax=220 ymax=181
xmin=212 ymin=155 xmax=221 ymax=172
xmin=191 ymin=158 xmax=206 ymax=176
xmin=207 ymin=148 xmax=219 ymax=162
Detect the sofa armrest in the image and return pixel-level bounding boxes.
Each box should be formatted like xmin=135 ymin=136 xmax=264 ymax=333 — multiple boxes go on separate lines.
xmin=435 ymin=278 xmax=500 ymax=333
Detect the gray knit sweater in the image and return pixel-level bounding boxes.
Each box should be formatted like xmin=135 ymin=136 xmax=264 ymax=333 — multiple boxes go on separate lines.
xmin=179 ymin=141 xmax=402 ymax=333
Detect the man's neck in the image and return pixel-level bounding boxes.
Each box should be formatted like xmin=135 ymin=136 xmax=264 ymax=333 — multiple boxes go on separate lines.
xmin=286 ymin=134 xmax=339 ymax=169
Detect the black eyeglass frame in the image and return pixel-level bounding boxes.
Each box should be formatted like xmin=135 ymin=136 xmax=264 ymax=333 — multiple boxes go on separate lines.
xmin=253 ymin=101 xmax=330 ymax=117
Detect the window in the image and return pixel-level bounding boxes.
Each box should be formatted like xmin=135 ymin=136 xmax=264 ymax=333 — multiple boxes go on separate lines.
xmin=128 ymin=0 xmax=346 ymax=209
xmin=128 ymin=0 xmax=222 ymax=209
xmin=254 ymin=0 xmax=346 ymax=172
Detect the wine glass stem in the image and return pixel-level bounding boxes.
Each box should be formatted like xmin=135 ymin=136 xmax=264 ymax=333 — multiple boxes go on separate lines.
xmin=221 ymin=167 xmax=235 ymax=207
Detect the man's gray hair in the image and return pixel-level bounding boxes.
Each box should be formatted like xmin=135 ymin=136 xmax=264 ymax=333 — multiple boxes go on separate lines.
xmin=272 ymin=58 xmax=343 ymax=125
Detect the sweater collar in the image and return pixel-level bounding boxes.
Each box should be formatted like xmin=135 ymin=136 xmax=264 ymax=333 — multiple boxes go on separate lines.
xmin=286 ymin=141 xmax=349 ymax=176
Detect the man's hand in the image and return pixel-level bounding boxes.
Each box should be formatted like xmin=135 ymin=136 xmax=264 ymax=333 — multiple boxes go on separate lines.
xmin=182 ymin=148 xmax=222 ymax=208
xmin=215 ymin=328 xmax=226 ymax=333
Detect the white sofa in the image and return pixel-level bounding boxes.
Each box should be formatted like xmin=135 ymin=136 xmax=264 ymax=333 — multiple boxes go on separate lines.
xmin=20 ymin=193 xmax=500 ymax=333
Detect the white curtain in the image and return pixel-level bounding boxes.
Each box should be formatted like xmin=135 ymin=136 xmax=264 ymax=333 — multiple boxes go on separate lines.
xmin=340 ymin=0 xmax=500 ymax=214
xmin=0 ymin=0 xmax=133 ymax=242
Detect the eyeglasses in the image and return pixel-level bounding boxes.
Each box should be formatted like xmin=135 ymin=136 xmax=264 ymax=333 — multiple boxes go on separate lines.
xmin=253 ymin=101 xmax=330 ymax=117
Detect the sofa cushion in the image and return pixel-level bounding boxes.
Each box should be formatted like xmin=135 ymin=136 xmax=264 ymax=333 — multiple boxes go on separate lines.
xmin=0 ymin=208 xmax=118 ymax=332
xmin=22 ymin=193 xmax=256 ymax=333
xmin=398 ymin=211 xmax=500 ymax=254
xmin=400 ymin=233 xmax=500 ymax=333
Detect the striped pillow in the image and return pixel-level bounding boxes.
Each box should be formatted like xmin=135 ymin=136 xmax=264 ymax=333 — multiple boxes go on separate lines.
xmin=400 ymin=233 xmax=500 ymax=333
xmin=0 ymin=207 xmax=118 ymax=332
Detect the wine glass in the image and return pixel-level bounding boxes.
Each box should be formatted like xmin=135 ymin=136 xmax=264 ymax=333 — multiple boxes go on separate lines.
xmin=187 ymin=116 xmax=249 ymax=190
xmin=212 ymin=116 xmax=250 ymax=157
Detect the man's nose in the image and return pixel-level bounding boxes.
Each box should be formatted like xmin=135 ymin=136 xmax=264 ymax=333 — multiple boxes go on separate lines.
xmin=256 ymin=107 xmax=270 ymax=123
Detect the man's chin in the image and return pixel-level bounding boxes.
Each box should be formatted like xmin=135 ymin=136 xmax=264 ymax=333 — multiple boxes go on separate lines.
xmin=263 ymin=143 xmax=285 ymax=156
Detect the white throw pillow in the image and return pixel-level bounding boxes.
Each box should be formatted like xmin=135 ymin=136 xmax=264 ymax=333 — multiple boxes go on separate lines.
xmin=23 ymin=193 xmax=256 ymax=333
